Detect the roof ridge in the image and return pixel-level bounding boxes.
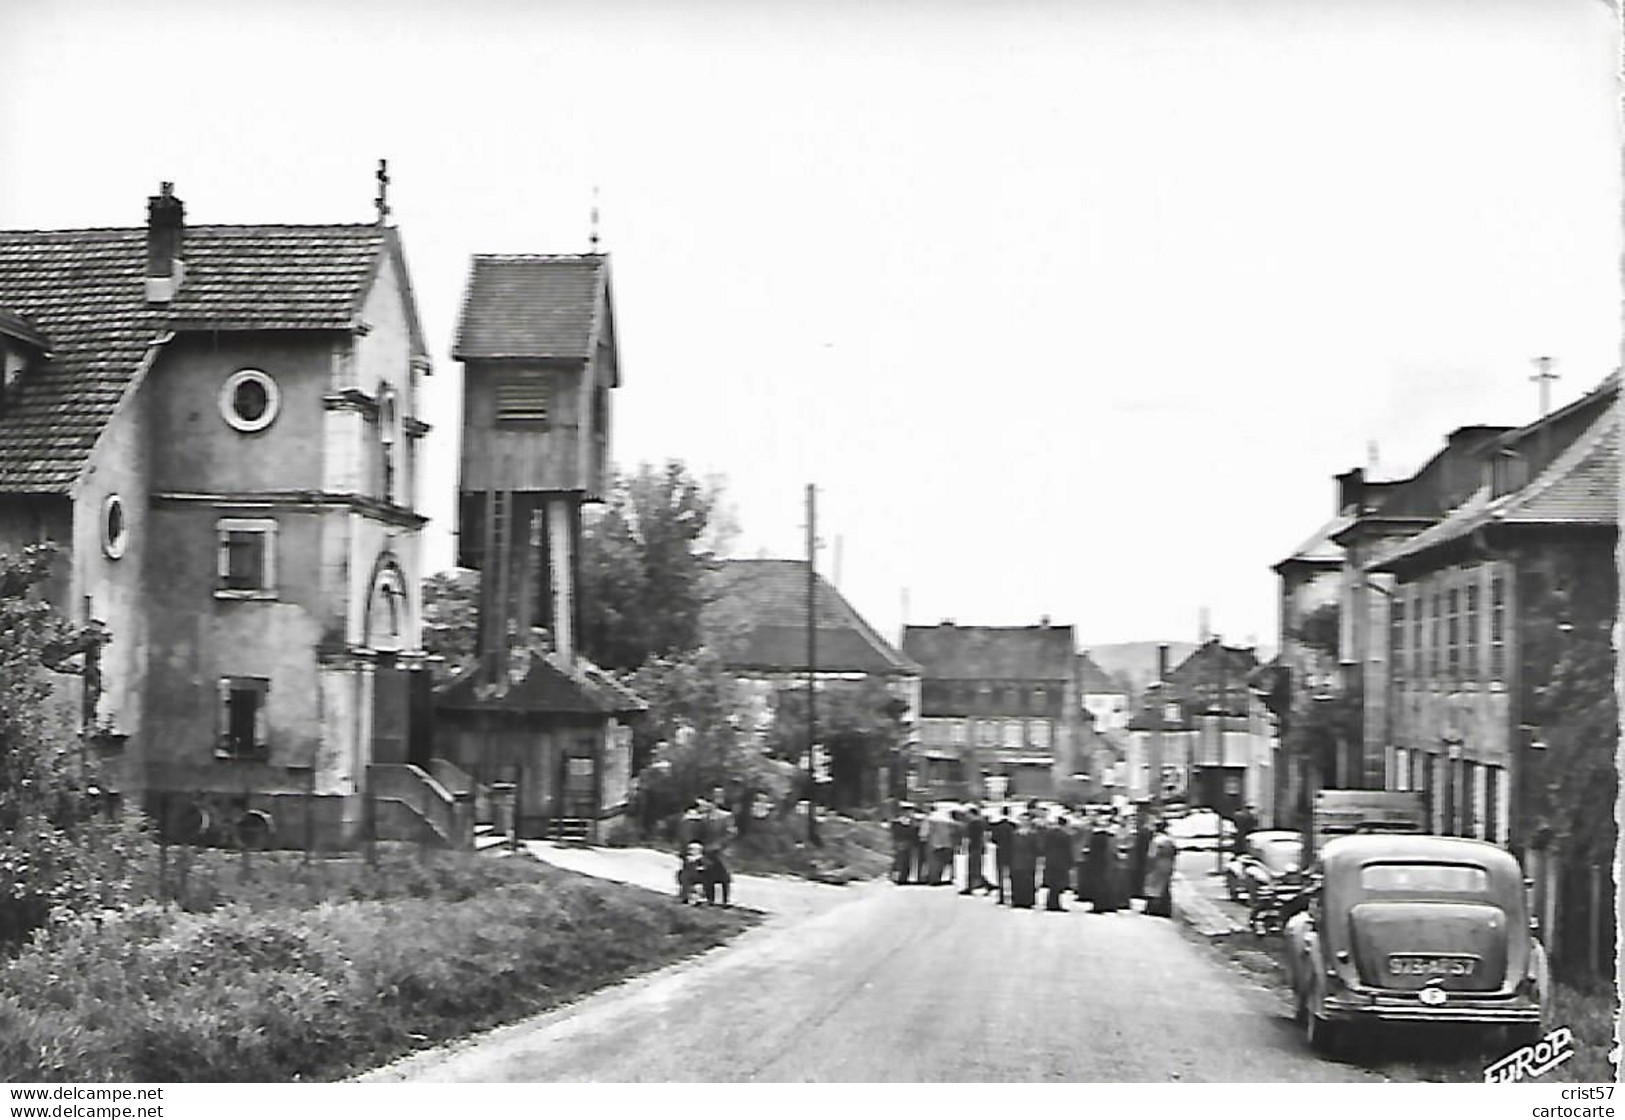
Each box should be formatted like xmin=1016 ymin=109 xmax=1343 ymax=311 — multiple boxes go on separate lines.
xmin=0 ymin=223 xmax=383 ymax=235
xmin=1490 ymin=406 xmax=1617 ymax=521
xmin=470 ymin=253 xmax=606 ymax=263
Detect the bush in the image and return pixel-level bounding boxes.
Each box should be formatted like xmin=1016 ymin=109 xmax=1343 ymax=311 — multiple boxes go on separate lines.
xmin=0 ymin=863 xmax=755 ymax=1082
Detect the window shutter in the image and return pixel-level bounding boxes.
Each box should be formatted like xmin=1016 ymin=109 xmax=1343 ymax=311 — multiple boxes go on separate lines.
xmin=253 ymin=683 xmax=270 ymax=756
xmin=217 ymin=528 xmax=230 ymax=586
xmin=217 ymin=678 xmax=232 ymax=754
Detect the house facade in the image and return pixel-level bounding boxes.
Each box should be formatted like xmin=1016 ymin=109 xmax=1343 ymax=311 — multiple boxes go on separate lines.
xmin=1364 ymin=376 xmax=1618 ymax=977
xmin=901 ymin=621 xmax=1081 ymax=801
xmin=0 ymin=184 xmax=440 ymax=847
xmin=1124 ymin=640 xmax=1272 ymax=819
xmin=1368 ymin=378 xmax=1617 ymax=847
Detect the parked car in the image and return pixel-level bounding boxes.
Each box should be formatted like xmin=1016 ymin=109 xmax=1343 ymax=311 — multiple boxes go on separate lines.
xmin=1166 ymin=807 xmax=1236 ymax=851
xmin=1225 ymin=829 xmax=1305 ymax=905
xmin=1283 ymin=833 xmax=1548 ymax=1056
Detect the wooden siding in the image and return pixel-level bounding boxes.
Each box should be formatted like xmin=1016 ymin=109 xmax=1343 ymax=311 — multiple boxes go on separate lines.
xmin=460 ymin=359 xmax=591 ymax=493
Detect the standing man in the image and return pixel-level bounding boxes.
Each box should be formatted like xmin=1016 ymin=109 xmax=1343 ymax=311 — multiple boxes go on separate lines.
xmin=958 ymin=803 xmax=989 ymax=895
xmin=1042 ymin=812 xmax=1075 ymax=912
xmin=925 ymin=807 xmax=955 ymax=885
xmin=890 ymin=802 xmax=920 ymax=884
xmin=1231 ymin=803 xmax=1258 ymax=851
xmin=701 ymin=788 xmax=735 ymax=906
xmin=1128 ymin=808 xmax=1154 ymax=903
xmin=987 ymin=805 xmax=1016 ymax=904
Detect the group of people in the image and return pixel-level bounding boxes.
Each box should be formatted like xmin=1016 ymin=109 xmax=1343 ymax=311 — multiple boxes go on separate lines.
xmin=889 ymin=800 xmax=1180 ymax=916
xmin=674 ymin=790 xmax=736 ymax=906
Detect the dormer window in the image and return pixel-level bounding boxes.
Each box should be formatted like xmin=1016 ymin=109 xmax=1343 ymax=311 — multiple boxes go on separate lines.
xmin=221 ymin=369 xmax=280 ymax=433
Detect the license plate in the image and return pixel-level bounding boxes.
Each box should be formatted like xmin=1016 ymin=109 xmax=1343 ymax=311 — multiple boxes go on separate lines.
xmin=1388 ymin=954 xmax=1477 ymax=977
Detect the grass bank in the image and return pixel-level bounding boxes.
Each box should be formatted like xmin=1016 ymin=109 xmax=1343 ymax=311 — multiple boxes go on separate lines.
xmin=0 ymin=847 xmax=756 ymax=1082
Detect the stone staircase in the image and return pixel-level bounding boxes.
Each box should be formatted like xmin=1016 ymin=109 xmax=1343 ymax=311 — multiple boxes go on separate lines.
xmin=369 ymin=762 xmax=476 ymax=849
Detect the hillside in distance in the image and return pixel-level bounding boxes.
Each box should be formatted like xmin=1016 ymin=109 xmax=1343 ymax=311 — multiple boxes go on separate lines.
xmin=1084 ymin=641 xmax=1198 ymax=699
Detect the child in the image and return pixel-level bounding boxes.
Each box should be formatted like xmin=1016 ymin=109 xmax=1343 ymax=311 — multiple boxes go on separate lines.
xmin=676 ymin=842 xmax=707 ymax=905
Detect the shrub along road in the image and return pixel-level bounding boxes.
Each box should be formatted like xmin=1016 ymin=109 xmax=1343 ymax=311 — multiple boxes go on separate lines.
xmin=364 ymin=847 xmax=1383 ymax=1083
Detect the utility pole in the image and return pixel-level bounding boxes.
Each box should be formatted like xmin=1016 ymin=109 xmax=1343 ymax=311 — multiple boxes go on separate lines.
xmin=805 ymin=484 xmax=820 ymax=845
xmin=1531 ymin=356 xmax=1559 ymax=417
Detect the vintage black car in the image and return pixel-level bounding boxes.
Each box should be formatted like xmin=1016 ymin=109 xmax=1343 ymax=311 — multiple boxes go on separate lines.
xmin=1283 ymin=834 xmax=1549 ymax=1055
xmin=1224 ymin=829 xmax=1304 ymax=905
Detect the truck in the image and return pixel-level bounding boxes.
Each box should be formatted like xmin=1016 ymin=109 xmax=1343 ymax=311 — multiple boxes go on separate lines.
xmin=1309 ymin=789 xmax=1427 ymax=857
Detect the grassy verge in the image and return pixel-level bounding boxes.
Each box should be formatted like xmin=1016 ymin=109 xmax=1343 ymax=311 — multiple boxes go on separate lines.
xmin=1202 ymin=926 xmax=1618 ymax=1083
xmin=0 ymin=847 xmax=756 ymax=1082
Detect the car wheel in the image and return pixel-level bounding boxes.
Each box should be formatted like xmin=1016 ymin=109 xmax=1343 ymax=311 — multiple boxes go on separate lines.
xmin=1226 ymin=877 xmax=1240 ymax=902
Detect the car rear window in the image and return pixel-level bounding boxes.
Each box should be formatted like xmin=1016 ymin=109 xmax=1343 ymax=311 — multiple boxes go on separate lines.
xmin=1359 ymin=862 xmax=1490 ymax=893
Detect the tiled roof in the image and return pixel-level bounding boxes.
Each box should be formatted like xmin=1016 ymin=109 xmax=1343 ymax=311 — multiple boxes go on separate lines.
xmin=707 ymin=558 xmax=918 ymax=676
xmin=1076 ymin=652 xmax=1123 ymax=694
xmin=1274 ymin=514 xmax=1351 ymax=570
xmin=1166 ymin=640 xmax=1260 ymax=689
xmin=453 ymin=254 xmax=606 ymax=361
xmin=436 ymin=653 xmax=645 ymax=715
xmin=902 ymin=623 xmax=1076 ymax=683
xmin=1371 ymin=408 xmax=1618 ymax=571
xmin=0 ymin=223 xmax=401 ymax=493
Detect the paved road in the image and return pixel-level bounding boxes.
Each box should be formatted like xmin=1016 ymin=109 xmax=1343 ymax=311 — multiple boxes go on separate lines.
xmin=364 ymin=845 xmax=1383 ymax=1083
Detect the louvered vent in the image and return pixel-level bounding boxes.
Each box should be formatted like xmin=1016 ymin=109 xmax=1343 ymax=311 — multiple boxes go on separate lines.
xmin=496 ymin=373 xmax=549 ymax=422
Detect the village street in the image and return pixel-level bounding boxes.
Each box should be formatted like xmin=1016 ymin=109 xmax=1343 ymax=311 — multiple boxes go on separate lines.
xmin=362 ymin=847 xmax=1384 ymax=1084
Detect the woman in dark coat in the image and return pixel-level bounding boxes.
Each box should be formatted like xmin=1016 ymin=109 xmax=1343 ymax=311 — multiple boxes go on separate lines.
xmin=1009 ymin=817 xmax=1041 ymax=909
xmin=1086 ymin=818 xmax=1126 ymax=913
xmin=1041 ymin=816 xmax=1074 ymax=911
xmin=1128 ymin=814 xmax=1154 ymax=901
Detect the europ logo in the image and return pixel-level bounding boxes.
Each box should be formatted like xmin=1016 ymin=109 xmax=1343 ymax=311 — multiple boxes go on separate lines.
xmin=1484 ymin=1026 xmax=1575 ymax=1083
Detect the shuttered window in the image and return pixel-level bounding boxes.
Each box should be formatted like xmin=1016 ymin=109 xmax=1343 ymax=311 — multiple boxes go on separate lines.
xmin=496 ymin=373 xmax=550 ymax=423
xmin=217 ymin=676 xmax=270 ymax=759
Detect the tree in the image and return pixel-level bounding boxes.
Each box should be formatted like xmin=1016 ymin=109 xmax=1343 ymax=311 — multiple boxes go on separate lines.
xmin=624 ymin=649 xmax=795 ymax=832
xmin=768 ymin=679 xmax=909 ymax=810
xmin=578 ymin=462 xmax=734 ymax=671
xmin=420 ymin=568 xmax=480 ymax=680
xmin=0 ymin=545 xmax=140 ymax=948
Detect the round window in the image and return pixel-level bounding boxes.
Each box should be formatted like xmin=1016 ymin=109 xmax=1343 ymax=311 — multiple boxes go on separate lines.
xmin=220 ymin=369 xmax=280 ymax=432
xmin=101 ymin=494 xmax=128 ymax=559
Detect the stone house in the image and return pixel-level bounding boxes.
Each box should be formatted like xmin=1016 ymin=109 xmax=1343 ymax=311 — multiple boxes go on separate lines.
xmin=1368 ymin=376 xmax=1616 ymax=846
xmin=0 ymin=184 xmax=445 ymax=848
xmin=901 ymin=621 xmax=1082 ymax=801
xmin=1124 ymin=640 xmax=1272 ymax=819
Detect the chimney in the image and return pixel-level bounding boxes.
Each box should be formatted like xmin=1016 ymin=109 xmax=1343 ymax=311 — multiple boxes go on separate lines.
xmin=1039 ymin=614 xmax=1051 ymax=627
xmin=1156 ymin=643 xmax=1169 ymax=683
xmin=1335 ymin=467 xmax=1364 ymax=515
xmin=145 ymin=182 xmax=185 ymax=303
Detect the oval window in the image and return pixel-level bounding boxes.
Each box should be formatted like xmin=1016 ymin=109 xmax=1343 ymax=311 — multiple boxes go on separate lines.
xmin=220 ymin=369 xmax=280 ymax=432
xmin=102 ymin=494 xmax=128 ymax=559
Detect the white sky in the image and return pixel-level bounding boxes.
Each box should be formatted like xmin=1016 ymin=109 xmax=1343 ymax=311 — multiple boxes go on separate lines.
xmin=1 ymin=0 xmax=1618 ymax=651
